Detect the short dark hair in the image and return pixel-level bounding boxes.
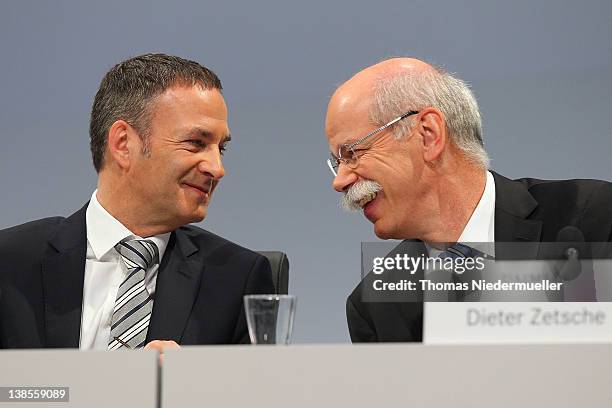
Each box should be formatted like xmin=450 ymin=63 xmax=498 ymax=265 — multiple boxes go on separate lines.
xmin=89 ymin=53 xmax=223 ymax=172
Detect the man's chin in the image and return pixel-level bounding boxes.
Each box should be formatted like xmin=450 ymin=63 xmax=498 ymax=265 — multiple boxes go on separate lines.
xmin=185 ymin=206 xmax=208 ymax=224
xmin=373 ymin=220 xmax=405 ymax=240
xmin=373 ymin=221 xmax=393 ymax=240
xmin=193 ymin=210 xmax=207 ymax=223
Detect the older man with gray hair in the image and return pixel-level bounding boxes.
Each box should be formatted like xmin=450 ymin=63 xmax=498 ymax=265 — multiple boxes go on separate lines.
xmin=325 ymin=57 xmax=612 ymax=342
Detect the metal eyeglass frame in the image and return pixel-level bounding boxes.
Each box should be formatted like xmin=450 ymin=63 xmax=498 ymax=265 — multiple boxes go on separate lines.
xmin=326 ymin=110 xmax=419 ymax=176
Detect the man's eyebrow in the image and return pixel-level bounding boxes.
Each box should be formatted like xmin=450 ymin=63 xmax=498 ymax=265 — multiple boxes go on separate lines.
xmin=330 ymin=138 xmax=358 ymax=152
xmin=185 ymin=128 xmax=231 ymax=143
xmin=185 ymin=128 xmax=214 ymax=139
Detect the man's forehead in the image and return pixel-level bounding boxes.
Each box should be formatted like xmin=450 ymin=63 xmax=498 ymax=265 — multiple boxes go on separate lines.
xmin=326 ymin=91 xmax=373 ymax=145
xmin=154 ymin=85 xmax=227 ymax=118
xmin=149 ymin=86 xmax=229 ymax=132
xmin=326 ymin=57 xmax=431 ymax=138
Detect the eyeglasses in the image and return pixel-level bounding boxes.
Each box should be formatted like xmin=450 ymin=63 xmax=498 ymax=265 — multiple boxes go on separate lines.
xmin=326 ymin=110 xmax=419 ymax=176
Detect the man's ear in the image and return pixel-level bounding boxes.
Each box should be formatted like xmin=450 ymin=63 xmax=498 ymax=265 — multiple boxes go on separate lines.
xmin=106 ymin=120 xmax=138 ymax=170
xmin=418 ymin=107 xmax=447 ymax=163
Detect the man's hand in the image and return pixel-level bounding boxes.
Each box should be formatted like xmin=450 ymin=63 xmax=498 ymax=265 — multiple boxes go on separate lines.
xmin=144 ymin=340 xmax=180 ymax=364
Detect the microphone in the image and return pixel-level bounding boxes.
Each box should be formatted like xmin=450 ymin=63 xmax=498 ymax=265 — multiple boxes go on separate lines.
xmin=554 ymin=226 xmax=586 ymax=281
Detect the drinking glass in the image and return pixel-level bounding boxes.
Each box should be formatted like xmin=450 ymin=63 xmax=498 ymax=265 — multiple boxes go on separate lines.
xmin=244 ymin=295 xmax=296 ymax=345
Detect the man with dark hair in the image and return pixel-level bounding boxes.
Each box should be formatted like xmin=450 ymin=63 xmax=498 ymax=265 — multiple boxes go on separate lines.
xmin=325 ymin=57 xmax=612 ymax=342
xmin=0 ymin=54 xmax=274 ymax=350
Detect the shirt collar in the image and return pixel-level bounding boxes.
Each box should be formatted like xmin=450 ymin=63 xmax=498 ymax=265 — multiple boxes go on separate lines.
xmin=457 ymin=170 xmax=496 ymax=256
xmin=86 ymin=190 xmax=171 ymax=261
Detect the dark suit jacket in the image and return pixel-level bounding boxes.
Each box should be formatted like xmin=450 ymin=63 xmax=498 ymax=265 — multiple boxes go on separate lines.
xmin=0 ymin=203 xmax=275 ymax=348
xmin=346 ymin=172 xmax=612 ymax=342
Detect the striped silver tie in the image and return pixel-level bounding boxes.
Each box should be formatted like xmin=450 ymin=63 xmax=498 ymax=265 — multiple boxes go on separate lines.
xmin=108 ymin=239 xmax=159 ymax=350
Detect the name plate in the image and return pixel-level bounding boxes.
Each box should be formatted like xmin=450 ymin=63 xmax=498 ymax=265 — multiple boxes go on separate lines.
xmin=424 ymin=302 xmax=612 ymax=344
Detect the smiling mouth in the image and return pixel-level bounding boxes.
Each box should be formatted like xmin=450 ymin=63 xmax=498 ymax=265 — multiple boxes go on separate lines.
xmin=183 ymin=183 xmax=212 ymax=196
xmin=358 ymin=192 xmax=377 ymax=208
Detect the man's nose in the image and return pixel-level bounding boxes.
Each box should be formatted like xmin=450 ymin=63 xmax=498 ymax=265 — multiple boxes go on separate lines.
xmin=332 ymin=165 xmax=357 ymax=193
xmin=198 ymin=149 xmax=225 ymax=180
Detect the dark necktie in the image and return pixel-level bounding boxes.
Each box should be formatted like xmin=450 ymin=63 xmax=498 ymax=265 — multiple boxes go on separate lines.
xmin=438 ymin=243 xmax=474 ymax=260
xmin=439 ymin=243 xmax=479 ymax=301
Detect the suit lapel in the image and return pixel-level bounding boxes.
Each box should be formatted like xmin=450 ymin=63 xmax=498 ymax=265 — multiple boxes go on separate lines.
xmin=147 ymin=229 xmax=202 ymax=343
xmin=492 ymin=172 xmax=543 ymax=259
xmin=42 ymin=204 xmax=88 ymax=348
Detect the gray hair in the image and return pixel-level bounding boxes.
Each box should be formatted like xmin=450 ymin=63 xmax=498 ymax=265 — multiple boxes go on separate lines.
xmin=370 ymin=64 xmax=489 ymax=168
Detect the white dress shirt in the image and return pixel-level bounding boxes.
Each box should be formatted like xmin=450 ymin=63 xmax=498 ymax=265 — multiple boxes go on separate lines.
xmin=79 ymin=191 xmax=170 ymax=350
xmin=427 ymin=171 xmax=496 ymax=257
xmin=457 ymin=170 xmax=496 ymax=256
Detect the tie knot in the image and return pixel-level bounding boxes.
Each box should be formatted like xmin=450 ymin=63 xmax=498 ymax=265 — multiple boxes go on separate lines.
xmin=438 ymin=243 xmax=474 ymax=259
xmin=114 ymin=239 xmax=159 ymax=271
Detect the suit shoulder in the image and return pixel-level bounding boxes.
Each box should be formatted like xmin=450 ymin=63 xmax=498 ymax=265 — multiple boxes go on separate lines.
xmin=0 ymin=217 xmax=64 ymax=249
xmin=516 ymin=177 xmax=612 ymax=194
xmin=516 ymin=177 xmax=612 ymax=189
xmin=0 ymin=217 xmax=65 ymax=272
xmin=347 ymin=278 xmax=369 ymax=316
xmin=177 ymin=224 xmax=264 ymax=259
xmin=513 ymin=177 xmax=612 ymax=240
xmin=516 ymin=177 xmax=612 ymax=208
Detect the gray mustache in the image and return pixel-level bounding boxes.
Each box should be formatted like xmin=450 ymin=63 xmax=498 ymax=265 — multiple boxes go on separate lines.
xmin=341 ymin=180 xmax=382 ymax=211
